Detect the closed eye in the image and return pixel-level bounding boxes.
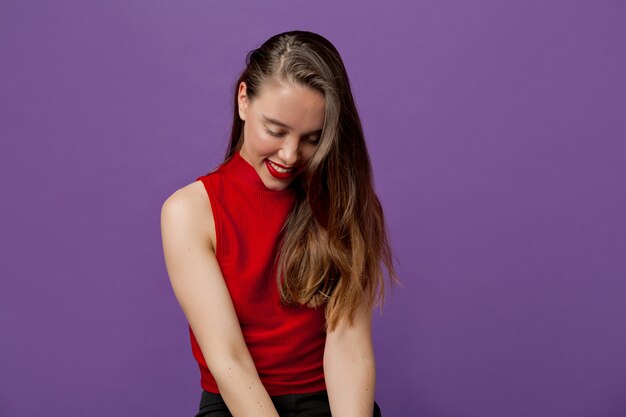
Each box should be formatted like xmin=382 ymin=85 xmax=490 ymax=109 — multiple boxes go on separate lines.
xmin=266 ymin=128 xmax=320 ymax=145
xmin=265 ymin=128 xmax=286 ymax=137
xmin=307 ymin=137 xmax=320 ymax=145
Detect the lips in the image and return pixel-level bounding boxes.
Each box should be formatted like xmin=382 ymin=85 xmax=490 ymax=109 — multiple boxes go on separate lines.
xmin=265 ymin=159 xmax=295 ymax=179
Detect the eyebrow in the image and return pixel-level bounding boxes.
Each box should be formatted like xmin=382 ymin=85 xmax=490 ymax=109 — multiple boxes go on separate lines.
xmin=261 ymin=115 xmax=323 ymax=135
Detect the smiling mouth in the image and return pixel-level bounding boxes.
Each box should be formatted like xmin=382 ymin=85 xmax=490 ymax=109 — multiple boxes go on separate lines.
xmin=267 ymin=160 xmax=294 ymax=173
xmin=265 ymin=159 xmax=297 ymax=179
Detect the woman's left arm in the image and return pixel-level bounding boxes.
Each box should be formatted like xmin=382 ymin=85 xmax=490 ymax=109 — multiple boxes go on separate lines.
xmin=324 ymin=298 xmax=376 ymax=417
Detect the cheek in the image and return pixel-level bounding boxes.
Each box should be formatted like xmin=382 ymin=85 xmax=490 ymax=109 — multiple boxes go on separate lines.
xmin=301 ymin=147 xmax=317 ymax=163
xmin=244 ymin=124 xmax=271 ymax=148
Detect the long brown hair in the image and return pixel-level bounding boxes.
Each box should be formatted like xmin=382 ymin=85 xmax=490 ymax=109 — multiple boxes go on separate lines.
xmin=223 ymin=31 xmax=401 ymax=333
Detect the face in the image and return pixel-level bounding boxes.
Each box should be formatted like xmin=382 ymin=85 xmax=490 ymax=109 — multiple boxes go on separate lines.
xmin=237 ymin=78 xmax=325 ymax=191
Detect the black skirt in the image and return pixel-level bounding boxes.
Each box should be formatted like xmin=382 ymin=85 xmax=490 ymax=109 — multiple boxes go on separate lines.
xmin=194 ymin=389 xmax=382 ymax=417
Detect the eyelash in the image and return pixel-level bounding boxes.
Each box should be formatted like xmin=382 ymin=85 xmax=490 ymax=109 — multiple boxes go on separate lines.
xmin=265 ymin=128 xmax=319 ymax=144
xmin=265 ymin=128 xmax=285 ymax=137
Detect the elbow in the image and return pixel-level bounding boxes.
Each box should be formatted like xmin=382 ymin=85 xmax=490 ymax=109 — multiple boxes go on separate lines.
xmin=324 ymin=343 xmax=376 ymax=372
xmin=205 ymin=353 xmax=258 ymax=388
xmin=204 ymin=346 xmax=257 ymax=380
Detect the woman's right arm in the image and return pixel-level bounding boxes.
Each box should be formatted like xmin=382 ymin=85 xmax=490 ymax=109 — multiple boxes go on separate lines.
xmin=160 ymin=183 xmax=280 ymax=417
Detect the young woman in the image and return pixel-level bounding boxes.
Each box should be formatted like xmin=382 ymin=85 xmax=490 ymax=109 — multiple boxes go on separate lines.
xmin=161 ymin=30 xmax=400 ymax=417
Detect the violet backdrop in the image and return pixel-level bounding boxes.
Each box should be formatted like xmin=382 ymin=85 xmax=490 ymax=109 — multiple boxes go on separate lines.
xmin=1 ymin=1 xmax=625 ymax=416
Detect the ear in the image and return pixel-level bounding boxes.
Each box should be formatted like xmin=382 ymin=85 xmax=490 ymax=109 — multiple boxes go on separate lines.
xmin=237 ymin=82 xmax=248 ymax=121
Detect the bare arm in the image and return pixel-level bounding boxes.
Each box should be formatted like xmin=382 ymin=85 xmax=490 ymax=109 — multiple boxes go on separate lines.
xmin=324 ymin=298 xmax=376 ymax=417
xmin=161 ymin=185 xmax=279 ymax=417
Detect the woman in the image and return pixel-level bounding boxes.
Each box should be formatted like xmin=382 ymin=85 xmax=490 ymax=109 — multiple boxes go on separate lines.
xmin=161 ymin=30 xmax=400 ymax=417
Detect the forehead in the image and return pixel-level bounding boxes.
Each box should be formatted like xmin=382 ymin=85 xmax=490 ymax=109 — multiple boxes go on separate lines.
xmin=253 ymin=80 xmax=325 ymax=131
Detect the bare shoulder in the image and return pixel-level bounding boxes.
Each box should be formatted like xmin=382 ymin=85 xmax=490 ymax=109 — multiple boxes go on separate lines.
xmin=161 ymin=180 xmax=216 ymax=251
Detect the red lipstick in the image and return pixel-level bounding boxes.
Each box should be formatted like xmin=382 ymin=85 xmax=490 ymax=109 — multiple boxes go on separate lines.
xmin=265 ymin=159 xmax=295 ymax=180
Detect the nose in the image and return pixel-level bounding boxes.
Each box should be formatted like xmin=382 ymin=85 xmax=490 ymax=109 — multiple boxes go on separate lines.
xmin=277 ymin=136 xmax=302 ymax=167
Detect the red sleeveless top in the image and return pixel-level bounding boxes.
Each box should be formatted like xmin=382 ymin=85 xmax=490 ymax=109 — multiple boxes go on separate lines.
xmin=191 ymin=150 xmax=327 ymax=396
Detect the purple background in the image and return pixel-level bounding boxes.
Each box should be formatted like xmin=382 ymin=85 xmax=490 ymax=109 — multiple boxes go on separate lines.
xmin=1 ymin=1 xmax=625 ymax=416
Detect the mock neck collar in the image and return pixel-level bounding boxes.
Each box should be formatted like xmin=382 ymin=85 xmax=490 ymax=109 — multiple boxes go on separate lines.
xmin=227 ymin=150 xmax=296 ymax=196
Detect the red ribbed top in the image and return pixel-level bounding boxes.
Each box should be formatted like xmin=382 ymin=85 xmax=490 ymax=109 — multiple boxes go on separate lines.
xmin=191 ymin=149 xmax=327 ymax=396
